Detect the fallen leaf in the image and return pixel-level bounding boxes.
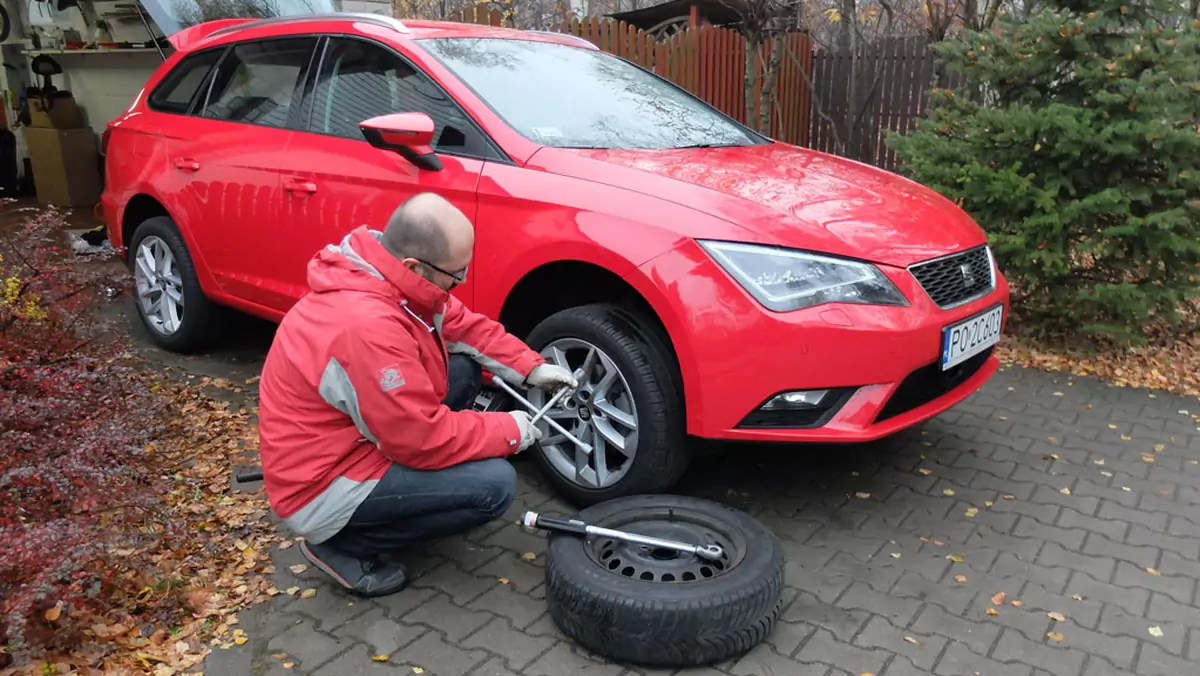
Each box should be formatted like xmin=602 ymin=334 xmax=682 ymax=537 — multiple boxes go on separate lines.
xmin=272 ymin=653 xmax=288 ymax=660
xmin=1003 ymin=495 xmax=1015 ymax=500
xmin=954 ymin=575 xmax=967 ymax=583
xmin=1048 ymin=612 xmax=1066 ymax=622
xmin=1047 ymin=453 xmax=1060 ymax=460
xmin=965 ymin=507 xmax=979 ymax=518
xmin=1101 ymin=471 xmax=1113 ymax=477
xmin=1094 ymin=459 xmax=1106 ymax=465
xmin=1122 ymin=486 xmax=1132 ymax=492
xmin=282 ymin=662 xmax=295 ymax=669
xmin=234 ymin=635 xmax=248 ymax=645
xmin=1072 ymin=594 xmax=1084 ymax=601
xmin=44 ymin=601 xmax=64 ymax=622
xmin=371 ymin=654 xmax=390 ymax=662
xmin=947 ymin=554 xmax=964 ymax=563
xmin=1147 ymin=568 xmax=1161 ymax=576
xmin=285 ymin=586 xmax=300 ymax=595
xmin=521 ymin=552 xmax=537 ymax=562
xmin=984 ymin=501 xmax=994 ymax=507
xmin=918 ymin=469 xmax=933 ymax=476
xmin=1059 ymin=487 xmax=1071 ymax=495
xmin=1108 ymin=424 xmax=1118 ymax=429
xmin=855 ymin=492 xmax=871 ymax=499
xmin=1011 ymin=600 xmax=1025 ymax=608
xmin=1121 ymin=434 xmax=1132 ymax=441
xmin=299 ymin=588 xmax=317 ymax=599
xmin=1153 ymin=444 xmax=1165 ymax=452
xmin=1142 ymin=454 xmax=1156 ymax=463
xmin=289 ymin=564 xmax=308 ymax=575
xmin=279 ymin=541 xmax=294 ymax=550
xmin=942 ymin=489 xmax=956 ymax=496
xmin=412 ymin=668 xmax=425 ymax=675
xmin=986 ymin=608 xmax=999 ymax=616
xmin=890 ymin=552 xmax=902 ymax=559
xmin=498 ymin=577 xmax=510 ymax=584
xmin=991 ymin=592 xmax=1007 ymax=605
xmin=1047 ymin=631 xmax=1065 ymax=642
xmin=1149 ymin=626 xmax=1164 ymax=638
xmin=903 ymin=636 xmax=920 ymax=645
xmin=932 ymin=540 xmax=945 ymax=546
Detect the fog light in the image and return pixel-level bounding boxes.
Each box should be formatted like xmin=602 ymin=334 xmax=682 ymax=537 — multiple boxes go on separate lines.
xmin=761 ymin=390 xmax=829 ymax=410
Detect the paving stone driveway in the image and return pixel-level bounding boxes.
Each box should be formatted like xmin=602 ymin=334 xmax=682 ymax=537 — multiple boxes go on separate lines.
xmin=199 ymin=362 xmax=1200 ymax=676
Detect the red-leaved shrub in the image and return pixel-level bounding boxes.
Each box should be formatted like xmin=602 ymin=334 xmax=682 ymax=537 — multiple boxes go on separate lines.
xmin=0 ymin=208 xmax=177 ymax=667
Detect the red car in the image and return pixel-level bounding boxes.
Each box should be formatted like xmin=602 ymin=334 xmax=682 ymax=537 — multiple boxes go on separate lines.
xmin=102 ymin=13 xmax=1009 ymax=504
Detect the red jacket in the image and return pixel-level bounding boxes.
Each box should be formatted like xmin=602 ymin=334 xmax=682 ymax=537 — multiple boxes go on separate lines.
xmin=257 ymin=226 xmax=544 ymax=544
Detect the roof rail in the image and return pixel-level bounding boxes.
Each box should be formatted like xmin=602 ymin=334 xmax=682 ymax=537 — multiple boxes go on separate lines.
xmin=205 ymin=12 xmax=409 ymax=42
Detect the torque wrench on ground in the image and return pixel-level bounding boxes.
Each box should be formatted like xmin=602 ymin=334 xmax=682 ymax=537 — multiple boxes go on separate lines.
xmin=491 ymin=376 xmax=594 ymax=453
xmin=522 ymin=510 xmax=725 ymax=561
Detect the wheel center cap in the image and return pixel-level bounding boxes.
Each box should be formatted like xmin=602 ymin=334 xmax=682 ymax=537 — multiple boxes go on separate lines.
xmin=578 ymin=407 xmax=593 ymax=421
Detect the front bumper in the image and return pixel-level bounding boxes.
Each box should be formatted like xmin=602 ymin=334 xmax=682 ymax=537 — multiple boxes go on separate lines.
xmin=639 ymin=240 xmax=1010 ymax=443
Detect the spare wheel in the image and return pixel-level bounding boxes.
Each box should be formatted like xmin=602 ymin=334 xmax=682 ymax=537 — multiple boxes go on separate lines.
xmin=543 ymin=494 xmax=785 ymax=668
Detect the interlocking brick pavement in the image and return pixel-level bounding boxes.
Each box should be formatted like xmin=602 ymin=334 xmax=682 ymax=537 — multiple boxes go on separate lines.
xmin=202 ymin=364 xmax=1200 ymax=676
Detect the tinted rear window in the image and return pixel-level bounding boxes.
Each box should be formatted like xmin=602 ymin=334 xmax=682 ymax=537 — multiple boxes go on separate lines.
xmin=148 ymin=48 xmax=224 ymax=115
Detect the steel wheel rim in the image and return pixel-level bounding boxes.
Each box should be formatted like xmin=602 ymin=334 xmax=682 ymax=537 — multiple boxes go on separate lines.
xmin=133 ymin=236 xmax=185 ymax=336
xmin=583 ymin=506 xmax=746 ymax=583
xmin=527 ymin=337 xmax=639 ymax=489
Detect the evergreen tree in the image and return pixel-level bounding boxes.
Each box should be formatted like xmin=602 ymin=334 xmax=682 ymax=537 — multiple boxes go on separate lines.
xmin=887 ymin=0 xmax=1200 ymax=342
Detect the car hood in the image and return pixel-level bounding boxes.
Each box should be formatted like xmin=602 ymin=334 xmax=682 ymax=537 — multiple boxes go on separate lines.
xmin=527 ymin=143 xmax=987 ymax=268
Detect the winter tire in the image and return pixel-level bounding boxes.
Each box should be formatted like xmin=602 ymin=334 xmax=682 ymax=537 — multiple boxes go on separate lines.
xmin=523 ymin=303 xmax=690 ymax=506
xmin=127 ymin=216 xmax=225 ymax=352
xmin=543 ymin=494 xmax=785 ymax=668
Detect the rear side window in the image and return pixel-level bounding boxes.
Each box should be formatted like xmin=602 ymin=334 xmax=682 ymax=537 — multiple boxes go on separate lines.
xmin=202 ymin=38 xmax=316 ymax=129
xmin=147 ymin=49 xmax=223 ymax=115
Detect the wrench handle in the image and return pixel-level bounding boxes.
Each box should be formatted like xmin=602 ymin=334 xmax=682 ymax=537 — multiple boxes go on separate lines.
xmin=522 ymin=511 xmax=589 ymax=535
xmin=492 ymin=376 xmax=594 ymax=452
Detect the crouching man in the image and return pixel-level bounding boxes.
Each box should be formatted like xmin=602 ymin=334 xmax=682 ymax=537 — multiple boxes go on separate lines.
xmin=257 ymin=193 xmax=576 ymax=597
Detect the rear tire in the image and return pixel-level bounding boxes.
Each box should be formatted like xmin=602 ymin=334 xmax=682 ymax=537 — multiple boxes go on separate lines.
xmin=523 ymin=303 xmax=690 ymax=506
xmin=127 ymin=216 xmax=226 ymax=353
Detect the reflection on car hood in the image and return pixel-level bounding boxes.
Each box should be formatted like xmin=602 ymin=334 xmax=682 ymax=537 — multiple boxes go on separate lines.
xmin=527 ymin=143 xmax=989 ymax=268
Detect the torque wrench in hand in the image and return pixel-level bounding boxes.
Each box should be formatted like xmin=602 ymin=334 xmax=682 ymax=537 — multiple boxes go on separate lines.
xmin=522 ymin=510 xmax=725 ymax=561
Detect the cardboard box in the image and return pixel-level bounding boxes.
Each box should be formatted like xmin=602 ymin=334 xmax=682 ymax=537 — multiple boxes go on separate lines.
xmin=25 ymin=127 xmax=102 ymax=208
xmin=29 ymin=97 xmax=87 ymax=129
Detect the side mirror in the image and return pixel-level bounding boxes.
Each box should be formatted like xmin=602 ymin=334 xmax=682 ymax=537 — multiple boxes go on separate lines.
xmin=359 ymin=112 xmax=443 ymax=171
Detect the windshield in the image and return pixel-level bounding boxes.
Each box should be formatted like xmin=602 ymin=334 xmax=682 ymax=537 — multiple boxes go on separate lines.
xmin=418 ymin=37 xmax=767 ymax=150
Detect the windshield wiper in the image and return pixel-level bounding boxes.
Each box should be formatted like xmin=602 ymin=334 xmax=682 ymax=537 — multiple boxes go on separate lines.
xmin=674 ymin=143 xmax=742 ymax=149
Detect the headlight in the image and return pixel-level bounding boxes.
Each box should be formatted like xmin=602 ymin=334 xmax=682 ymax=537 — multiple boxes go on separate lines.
xmin=698 ymin=240 xmax=909 ymax=312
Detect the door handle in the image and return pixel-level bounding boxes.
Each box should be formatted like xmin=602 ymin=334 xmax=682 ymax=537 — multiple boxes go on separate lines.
xmin=174 ymin=158 xmax=200 ymax=172
xmin=285 ymin=179 xmax=317 ymax=194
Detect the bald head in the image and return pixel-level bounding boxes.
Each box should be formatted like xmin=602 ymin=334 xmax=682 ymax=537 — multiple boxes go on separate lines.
xmin=381 ymin=193 xmax=474 ymax=290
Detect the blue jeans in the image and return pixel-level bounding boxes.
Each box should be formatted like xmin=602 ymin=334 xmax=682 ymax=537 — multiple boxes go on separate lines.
xmin=321 ymin=354 xmax=517 ymax=561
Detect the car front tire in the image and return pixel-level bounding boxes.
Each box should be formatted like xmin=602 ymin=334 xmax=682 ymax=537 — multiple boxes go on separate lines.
xmin=127 ymin=215 xmax=225 ymax=353
xmin=523 ymin=303 xmax=690 ymax=506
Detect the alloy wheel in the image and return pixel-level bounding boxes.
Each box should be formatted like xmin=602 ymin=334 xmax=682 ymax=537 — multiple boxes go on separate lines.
xmin=527 ymin=337 xmax=640 ymax=489
xmin=133 ymin=235 xmax=185 ymax=336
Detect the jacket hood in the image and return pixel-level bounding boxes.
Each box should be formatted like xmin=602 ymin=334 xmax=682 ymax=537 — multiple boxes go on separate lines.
xmin=527 ymin=143 xmax=988 ymax=268
xmin=306 ymin=226 xmax=449 ymax=316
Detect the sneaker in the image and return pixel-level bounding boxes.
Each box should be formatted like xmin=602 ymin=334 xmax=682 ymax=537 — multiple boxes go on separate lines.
xmin=300 ymin=540 xmax=408 ymax=597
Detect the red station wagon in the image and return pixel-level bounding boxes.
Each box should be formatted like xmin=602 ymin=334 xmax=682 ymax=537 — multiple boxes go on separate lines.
xmin=102 ymin=13 xmax=1010 ymax=504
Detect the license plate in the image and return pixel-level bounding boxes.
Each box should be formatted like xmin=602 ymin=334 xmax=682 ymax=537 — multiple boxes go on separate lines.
xmin=941 ymin=304 xmax=1004 ymax=370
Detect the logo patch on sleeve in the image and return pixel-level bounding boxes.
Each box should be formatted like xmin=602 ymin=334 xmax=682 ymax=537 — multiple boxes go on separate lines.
xmin=378 ymin=365 xmax=406 ymax=392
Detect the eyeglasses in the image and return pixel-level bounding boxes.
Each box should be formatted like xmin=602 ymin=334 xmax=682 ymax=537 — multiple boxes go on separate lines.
xmin=416 ymin=258 xmax=468 ymax=285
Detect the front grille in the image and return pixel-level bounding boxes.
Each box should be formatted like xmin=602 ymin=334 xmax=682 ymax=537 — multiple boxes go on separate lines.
xmin=909 ymin=246 xmax=994 ymax=309
xmin=736 ymin=388 xmax=856 ymax=429
xmin=874 ymin=347 xmax=993 ymax=423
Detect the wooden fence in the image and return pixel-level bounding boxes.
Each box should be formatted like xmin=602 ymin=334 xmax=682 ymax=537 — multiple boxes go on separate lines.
xmin=449 ymin=7 xmax=814 ymax=147
xmin=808 ymin=37 xmax=962 ymax=171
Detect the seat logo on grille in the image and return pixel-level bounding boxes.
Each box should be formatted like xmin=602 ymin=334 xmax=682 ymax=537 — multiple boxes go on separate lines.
xmin=960 ymin=262 xmax=976 ymax=288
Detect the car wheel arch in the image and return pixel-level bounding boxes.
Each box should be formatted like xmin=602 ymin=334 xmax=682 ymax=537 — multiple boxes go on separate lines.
xmin=120 ymin=192 xmax=219 ymax=294
xmin=495 ymin=257 xmax=702 ymax=428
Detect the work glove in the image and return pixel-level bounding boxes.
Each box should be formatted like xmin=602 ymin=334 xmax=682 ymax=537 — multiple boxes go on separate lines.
xmin=525 ymin=363 xmax=578 ymax=391
xmin=508 ymin=411 xmax=544 ymax=453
